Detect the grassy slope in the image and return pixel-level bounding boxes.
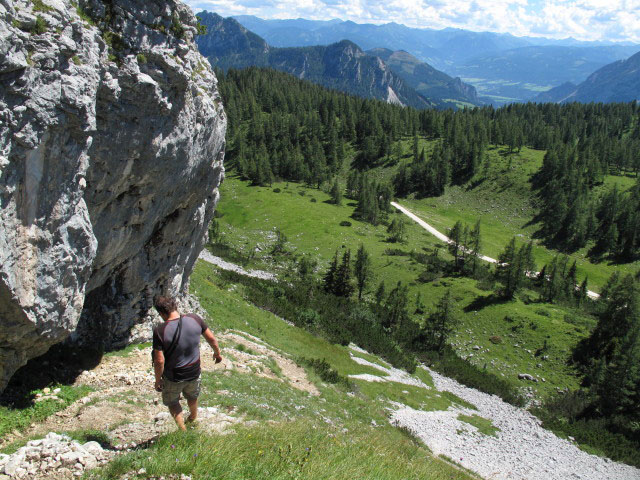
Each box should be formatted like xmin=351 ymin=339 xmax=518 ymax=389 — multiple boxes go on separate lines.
xmin=213 ymin=175 xmax=597 ymax=399
xmin=390 ymin=141 xmax=639 ymax=292
xmin=90 ymin=263 xmax=476 ymax=480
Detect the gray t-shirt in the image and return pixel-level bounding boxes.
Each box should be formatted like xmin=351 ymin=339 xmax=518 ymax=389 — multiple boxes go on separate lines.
xmin=153 ymin=313 xmax=209 ymax=381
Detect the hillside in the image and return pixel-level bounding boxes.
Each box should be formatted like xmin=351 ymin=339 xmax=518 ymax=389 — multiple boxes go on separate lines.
xmin=196 ymin=12 xmax=480 ymax=109
xmin=367 ymin=48 xmax=478 ymax=107
xmin=536 ymin=50 xmax=640 ymax=103
xmin=2 ymin=257 xmax=638 ymax=479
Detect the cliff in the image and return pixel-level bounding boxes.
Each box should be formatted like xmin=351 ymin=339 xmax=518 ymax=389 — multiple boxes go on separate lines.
xmin=0 ymin=0 xmax=226 ymax=391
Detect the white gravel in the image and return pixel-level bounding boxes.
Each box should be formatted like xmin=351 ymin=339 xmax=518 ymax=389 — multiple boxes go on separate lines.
xmin=198 ymin=250 xmax=275 ymax=280
xmin=348 ymin=349 xmax=430 ymax=389
xmin=391 ymin=367 xmax=640 ymax=480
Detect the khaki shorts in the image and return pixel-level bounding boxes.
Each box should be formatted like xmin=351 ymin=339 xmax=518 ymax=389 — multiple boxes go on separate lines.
xmin=161 ymin=376 xmax=201 ymax=406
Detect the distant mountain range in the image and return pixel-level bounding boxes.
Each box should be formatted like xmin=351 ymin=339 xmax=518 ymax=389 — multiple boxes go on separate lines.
xmin=233 ymin=15 xmax=640 ymax=105
xmin=535 ymin=51 xmax=640 ymax=103
xmin=196 ymin=12 xmax=479 ymax=109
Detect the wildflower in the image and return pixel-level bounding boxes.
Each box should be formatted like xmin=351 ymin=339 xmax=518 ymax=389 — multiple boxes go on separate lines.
xmin=171 ymin=445 xmax=176 ymax=449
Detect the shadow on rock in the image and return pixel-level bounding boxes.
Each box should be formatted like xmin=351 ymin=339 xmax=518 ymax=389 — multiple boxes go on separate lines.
xmin=0 ymin=344 xmax=102 ymax=408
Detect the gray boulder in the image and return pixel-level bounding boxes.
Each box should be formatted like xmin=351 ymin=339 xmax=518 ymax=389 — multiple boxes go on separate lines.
xmin=0 ymin=0 xmax=226 ymax=391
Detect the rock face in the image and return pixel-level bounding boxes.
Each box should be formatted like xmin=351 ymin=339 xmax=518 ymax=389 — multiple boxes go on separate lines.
xmin=0 ymin=0 xmax=226 ymax=391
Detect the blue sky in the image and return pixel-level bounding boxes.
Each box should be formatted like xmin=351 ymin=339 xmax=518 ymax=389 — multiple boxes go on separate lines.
xmin=186 ymin=0 xmax=640 ymax=43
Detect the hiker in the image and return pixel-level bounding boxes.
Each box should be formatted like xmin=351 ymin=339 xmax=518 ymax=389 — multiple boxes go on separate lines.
xmin=152 ymin=295 xmax=223 ymax=431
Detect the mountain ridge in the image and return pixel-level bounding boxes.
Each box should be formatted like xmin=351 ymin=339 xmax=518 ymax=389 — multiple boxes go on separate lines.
xmin=535 ymin=51 xmax=640 ymax=103
xmin=196 ymin=12 xmax=479 ymax=109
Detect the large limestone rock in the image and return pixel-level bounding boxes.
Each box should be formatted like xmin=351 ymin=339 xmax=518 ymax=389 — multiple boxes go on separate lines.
xmin=0 ymin=0 xmax=226 ymax=390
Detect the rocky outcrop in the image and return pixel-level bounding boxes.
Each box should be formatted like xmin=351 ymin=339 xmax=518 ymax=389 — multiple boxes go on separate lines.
xmin=0 ymin=0 xmax=226 ymax=391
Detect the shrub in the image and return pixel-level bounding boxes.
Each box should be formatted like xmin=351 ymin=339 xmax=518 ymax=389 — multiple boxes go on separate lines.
xmin=272 ymin=188 xmax=281 ymax=193
xmin=417 ymin=270 xmax=441 ymax=283
xmin=339 ymin=221 xmax=351 ymax=227
xmin=32 ymin=0 xmax=53 ymax=13
xmin=384 ymin=248 xmax=409 ymax=256
xmin=32 ymin=15 xmax=47 ymax=34
xmin=297 ymin=357 xmax=352 ymax=388
xmin=310 ymin=198 xmax=317 ymax=203
xmin=136 ymin=53 xmax=147 ymax=64
xmin=196 ymin=20 xmax=207 ymax=35
xmin=170 ymin=14 xmax=185 ymax=39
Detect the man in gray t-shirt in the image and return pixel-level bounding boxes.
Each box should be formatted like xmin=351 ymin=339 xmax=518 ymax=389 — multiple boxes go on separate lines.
xmin=152 ymin=295 xmax=222 ymax=431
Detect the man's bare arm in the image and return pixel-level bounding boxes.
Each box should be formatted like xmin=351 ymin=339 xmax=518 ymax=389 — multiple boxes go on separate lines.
xmin=203 ymin=328 xmax=223 ymax=363
xmin=153 ymin=349 xmax=165 ymax=391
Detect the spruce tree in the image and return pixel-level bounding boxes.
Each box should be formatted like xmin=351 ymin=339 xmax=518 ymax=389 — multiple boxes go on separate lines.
xmin=330 ymin=178 xmax=342 ymax=205
xmin=354 ymin=244 xmax=373 ymax=301
xmin=323 ymin=251 xmax=339 ymax=294
xmin=425 ymin=289 xmax=458 ymax=352
xmin=334 ymin=250 xmax=354 ymax=298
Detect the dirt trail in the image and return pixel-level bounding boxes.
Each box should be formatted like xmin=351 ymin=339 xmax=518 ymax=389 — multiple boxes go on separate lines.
xmin=1 ymin=331 xmax=316 ymax=479
xmin=391 ymin=201 xmax=600 ymax=299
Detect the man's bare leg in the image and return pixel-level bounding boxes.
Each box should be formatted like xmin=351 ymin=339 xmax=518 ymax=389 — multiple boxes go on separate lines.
xmin=168 ymin=403 xmax=186 ymax=431
xmin=186 ymin=398 xmax=198 ymax=424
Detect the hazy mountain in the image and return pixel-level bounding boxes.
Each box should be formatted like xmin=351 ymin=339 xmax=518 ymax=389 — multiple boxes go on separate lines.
xmin=196 ymin=12 xmax=434 ymax=109
xmin=453 ymin=45 xmax=639 ymax=86
xmin=535 ymin=51 xmax=640 ymax=103
xmin=232 ymin=15 xmax=640 ymax=105
xmin=367 ymin=48 xmax=478 ymax=106
xmin=232 ymin=16 xmax=531 ymax=70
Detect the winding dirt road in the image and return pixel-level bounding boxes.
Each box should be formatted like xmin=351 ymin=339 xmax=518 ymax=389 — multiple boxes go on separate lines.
xmin=390 ymin=201 xmax=600 ymax=299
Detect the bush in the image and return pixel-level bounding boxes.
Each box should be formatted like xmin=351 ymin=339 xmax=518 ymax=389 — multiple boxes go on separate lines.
xmin=417 ymin=270 xmax=441 ymax=283
xmin=384 ymin=248 xmax=409 ymax=256
xmin=310 ymin=198 xmax=317 ymax=203
xmin=32 ymin=15 xmax=48 ymax=34
xmin=272 ymin=188 xmax=281 ymax=193
xmin=297 ymin=357 xmax=353 ymax=389
xmin=339 ymin=221 xmax=351 ymax=227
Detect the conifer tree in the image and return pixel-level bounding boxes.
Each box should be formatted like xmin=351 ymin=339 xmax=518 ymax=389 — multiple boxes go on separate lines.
xmin=333 ymin=250 xmax=354 ymax=298
xmin=382 ymin=281 xmax=409 ymax=330
xmin=330 ymin=178 xmax=342 ymax=205
xmin=425 ymin=289 xmax=458 ymax=352
xmin=448 ymin=221 xmax=464 ymax=271
xmin=354 ymin=244 xmax=373 ymax=301
xmin=469 ymin=220 xmax=482 ymax=275
xmin=323 ymin=251 xmax=339 ymax=294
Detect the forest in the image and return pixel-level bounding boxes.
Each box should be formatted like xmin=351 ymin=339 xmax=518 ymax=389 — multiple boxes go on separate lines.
xmin=218 ymin=67 xmax=640 ymax=261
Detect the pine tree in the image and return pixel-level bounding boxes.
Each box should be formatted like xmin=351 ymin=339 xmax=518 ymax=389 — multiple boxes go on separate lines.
xmin=333 ymin=250 xmax=354 ymax=298
xmin=469 ymin=220 xmax=482 ymax=275
xmin=382 ymin=281 xmax=409 ymax=330
xmin=354 ymin=244 xmax=373 ymax=301
xmin=447 ymin=221 xmax=464 ymax=271
xmin=330 ymin=178 xmax=342 ymax=205
xmin=323 ymin=251 xmax=339 ymax=294
xmin=425 ymin=289 xmax=458 ymax=352
xmin=387 ymin=218 xmax=406 ymax=243
xmin=374 ymin=281 xmax=386 ymax=306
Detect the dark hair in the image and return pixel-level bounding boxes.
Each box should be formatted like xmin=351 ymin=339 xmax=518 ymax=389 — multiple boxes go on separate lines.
xmin=153 ymin=295 xmax=177 ymax=316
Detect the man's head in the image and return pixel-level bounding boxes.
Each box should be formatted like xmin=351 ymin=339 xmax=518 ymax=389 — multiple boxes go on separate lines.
xmin=154 ymin=295 xmax=178 ymax=320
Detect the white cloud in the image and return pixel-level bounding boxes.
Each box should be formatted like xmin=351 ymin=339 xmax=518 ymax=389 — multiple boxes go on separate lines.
xmin=187 ymin=0 xmax=640 ymax=43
